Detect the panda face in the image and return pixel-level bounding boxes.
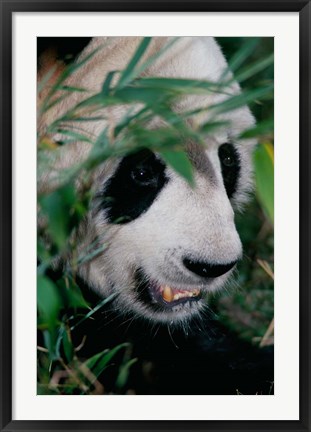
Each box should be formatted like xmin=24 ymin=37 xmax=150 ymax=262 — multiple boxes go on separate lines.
xmin=38 ymin=36 xmax=256 ymax=326
xmin=78 ymin=134 xmax=250 ymax=325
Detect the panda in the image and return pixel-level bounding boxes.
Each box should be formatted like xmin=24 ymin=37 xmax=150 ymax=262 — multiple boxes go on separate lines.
xmin=38 ymin=37 xmax=256 ymax=328
xmin=38 ymin=37 xmax=275 ymax=395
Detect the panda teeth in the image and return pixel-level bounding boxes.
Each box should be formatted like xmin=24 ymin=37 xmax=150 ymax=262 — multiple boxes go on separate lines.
xmin=161 ymin=286 xmax=201 ymax=303
xmin=162 ymin=286 xmax=174 ymax=302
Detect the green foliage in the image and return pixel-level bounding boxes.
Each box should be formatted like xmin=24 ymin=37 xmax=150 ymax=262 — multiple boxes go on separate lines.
xmin=159 ymin=149 xmax=194 ymax=186
xmin=37 ymin=37 xmax=274 ymax=394
xmin=83 ymin=343 xmax=130 ymax=382
xmin=212 ymin=198 xmax=274 ymax=342
xmin=212 ymin=37 xmax=274 ymax=344
xmin=39 ymin=184 xmax=78 ymax=251
xmin=254 ymin=143 xmax=274 ymax=224
xmin=37 ymin=276 xmax=62 ymax=359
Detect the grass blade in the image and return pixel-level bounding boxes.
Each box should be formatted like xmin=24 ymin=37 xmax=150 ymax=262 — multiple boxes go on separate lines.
xmin=70 ymin=293 xmax=119 ymax=331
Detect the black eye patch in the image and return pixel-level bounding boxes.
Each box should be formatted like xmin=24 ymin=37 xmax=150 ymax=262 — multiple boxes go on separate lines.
xmin=218 ymin=143 xmax=240 ymax=198
xmin=101 ymin=149 xmax=168 ymax=224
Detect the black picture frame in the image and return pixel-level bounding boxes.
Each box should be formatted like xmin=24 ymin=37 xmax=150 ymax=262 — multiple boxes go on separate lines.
xmin=1 ymin=1 xmax=310 ymax=431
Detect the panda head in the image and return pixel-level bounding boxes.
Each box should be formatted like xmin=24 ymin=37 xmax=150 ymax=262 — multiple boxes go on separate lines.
xmin=77 ymin=113 xmax=255 ymax=326
xmin=40 ymin=37 xmax=256 ymax=326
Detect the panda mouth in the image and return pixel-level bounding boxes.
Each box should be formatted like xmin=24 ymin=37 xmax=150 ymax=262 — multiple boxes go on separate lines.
xmin=135 ymin=269 xmax=202 ymax=310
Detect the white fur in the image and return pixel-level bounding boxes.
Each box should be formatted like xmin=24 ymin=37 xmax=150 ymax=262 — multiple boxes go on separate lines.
xmin=39 ymin=37 xmax=256 ymax=324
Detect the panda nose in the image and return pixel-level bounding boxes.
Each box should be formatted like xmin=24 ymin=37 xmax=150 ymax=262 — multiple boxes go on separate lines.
xmin=183 ymin=257 xmax=237 ymax=278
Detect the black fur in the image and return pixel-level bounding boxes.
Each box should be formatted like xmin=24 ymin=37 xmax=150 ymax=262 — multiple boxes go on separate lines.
xmin=102 ymin=149 xmax=168 ymax=224
xmin=218 ymin=143 xmax=241 ymax=198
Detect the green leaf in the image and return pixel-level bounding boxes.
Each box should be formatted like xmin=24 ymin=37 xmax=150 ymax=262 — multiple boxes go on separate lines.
xmin=116 ymin=38 xmax=179 ymax=90
xmin=57 ymin=277 xmax=90 ymax=309
xmin=132 ymin=37 xmax=179 ymax=83
xmin=101 ymin=70 xmax=118 ymax=95
xmin=77 ymin=244 xmax=108 ymax=266
xmin=83 ymin=127 xmax=111 ymax=171
xmin=199 ymin=120 xmax=230 ymax=134
xmin=55 ymin=128 xmax=92 ymax=143
xmin=70 ymin=293 xmax=118 ymax=331
xmin=43 ymin=94 xmax=73 ymax=113
xmin=62 ymin=327 xmax=74 ymax=363
xmin=116 ymin=358 xmax=138 ymax=389
xmin=159 ymin=150 xmax=194 ymax=186
xmin=114 ymin=86 xmax=167 ymax=105
xmin=39 ymin=184 xmax=77 ymax=250
xmin=117 ymin=37 xmax=152 ymax=89
xmin=254 ymin=142 xmax=274 ymax=223
xmin=37 ymin=276 xmax=62 ymax=359
xmin=40 ymin=43 xmax=106 ymax=112
xmin=135 ymin=77 xmax=222 ymax=92
xmin=150 ymin=105 xmax=202 ymax=144
xmin=226 ymin=38 xmax=260 ymax=75
xmin=42 ymin=330 xmax=56 ymax=360
xmin=55 ymin=85 xmax=87 ymax=93
xmin=37 ymin=64 xmax=58 ymax=94
xmin=239 ymin=119 xmax=274 ymax=139
xmin=84 ymin=343 xmax=130 ymax=380
xmin=210 ymin=84 xmax=273 ymax=115
xmin=37 ymin=239 xmax=51 ymax=263
xmin=61 ymin=116 xmax=106 ymax=123
xmin=235 ymin=54 xmax=274 ymax=84
xmin=52 ymin=44 xmax=104 ymax=92
xmin=114 ymin=106 xmax=150 ymax=137
xmin=37 ymin=276 xmax=62 ymax=323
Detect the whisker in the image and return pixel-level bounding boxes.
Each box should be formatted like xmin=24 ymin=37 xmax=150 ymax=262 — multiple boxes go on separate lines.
xmin=167 ymin=324 xmax=179 ymax=349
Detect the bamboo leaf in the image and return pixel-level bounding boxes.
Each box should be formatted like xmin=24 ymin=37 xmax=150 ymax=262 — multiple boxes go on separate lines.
xmin=254 ymin=142 xmax=274 ymax=223
xmin=83 ymin=343 xmax=129 ymax=380
xmin=62 ymin=327 xmax=74 ymax=363
xmin=225 ymin=38 xmax=260 ymax=75
xmin=37 ymin=276 xmax=62 ymax=359
xmin=117 ymin=37 xmax=179 ymax=90
xmin=101 ymin=70 xmax=118 ymax=95
xmin=240 ymin=119 xmax=274 ymax=139
xmin=159 ymin=150 xmax=194 ymax=186
xmin=210 ymin=84 xmax=273 ymax=115
xmin=37 ymin=276 xmax=62 ymax=323
xmin=55 ymin=85 xmax=88 ymax=93
xmin=54 ymin=128 xmax=92 ymax=143
xmin=199 ymin=120 xmax=230 ymax=134
xmin=37 ymin=64 xmax=58 ymax=94
xmin=117 ymin=37 xmax=152 ymax=89
xmin=39 ymin=184 xmax=77 ymax=250
xmin=135 ymin=77 xmax=222 ymax=92
xmin=116 ymin=358 xmax=138 ymax=389
xmin=235 ymin=54 xmax=274 ymax=84
xmin=70 ymin=293 xmax=119 ymax=331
